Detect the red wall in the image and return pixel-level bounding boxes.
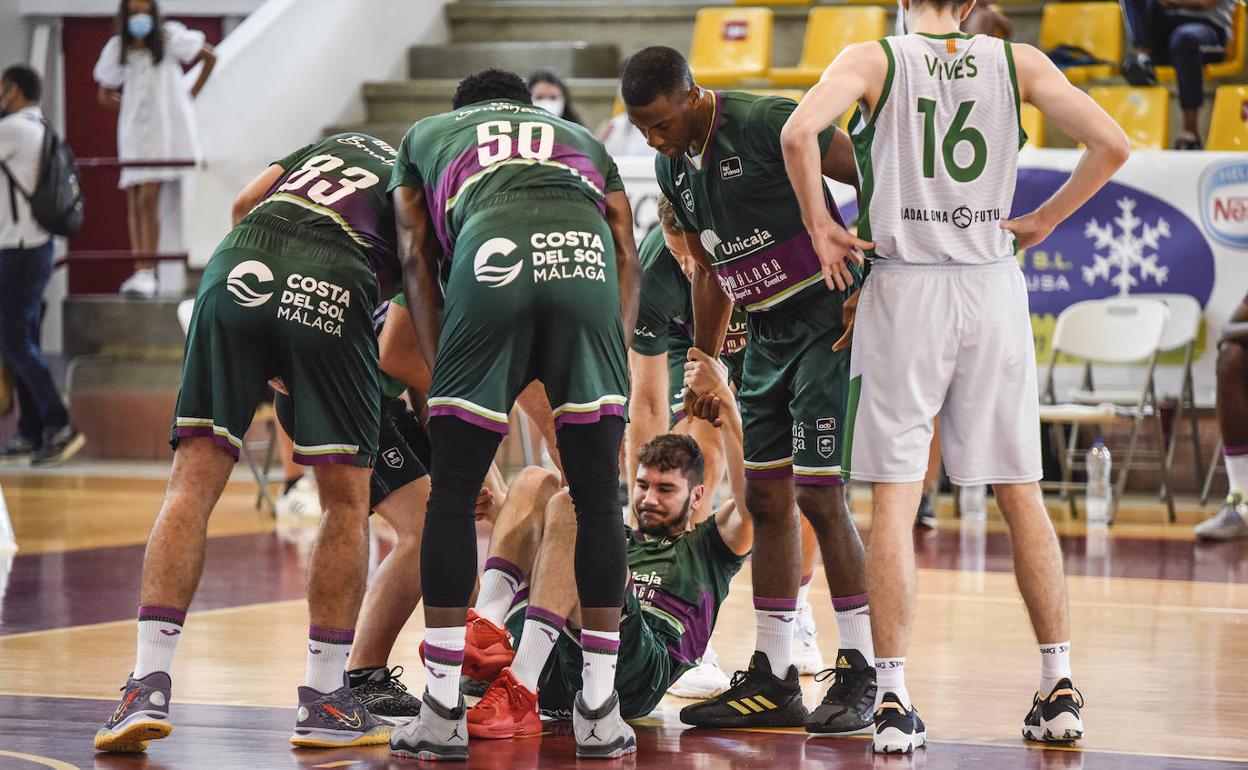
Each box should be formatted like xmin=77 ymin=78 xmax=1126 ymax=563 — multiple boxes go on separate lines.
xmin=61 ymin=16 xmax=222 ymax=294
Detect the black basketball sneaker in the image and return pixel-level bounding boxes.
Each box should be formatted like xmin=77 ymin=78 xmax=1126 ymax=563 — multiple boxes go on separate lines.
xmin=873 ymin=691 xmax=926 ymax=754
xmin=679 ymin=651 xmax=807 ymax=728
xmin=349 ymin=666 xmax=422 ymax=725
xmin=1023 ymin=678 xmax=1084 ymax=743
xmin=805 ymin=649 xmax=877 ymax=734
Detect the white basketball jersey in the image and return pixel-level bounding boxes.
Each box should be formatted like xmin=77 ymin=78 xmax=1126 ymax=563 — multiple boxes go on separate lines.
xmin=853 ymin=33 xmax=1024 ymax=264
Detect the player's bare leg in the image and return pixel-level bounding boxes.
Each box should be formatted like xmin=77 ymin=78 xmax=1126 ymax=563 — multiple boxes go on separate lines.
xmin=1197 ymin=314 xmax=1248 ymax=540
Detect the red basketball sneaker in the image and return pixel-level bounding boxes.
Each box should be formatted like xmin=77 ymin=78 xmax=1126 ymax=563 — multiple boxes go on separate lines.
xmin=468 ymin=667 xmax=541 ymax=739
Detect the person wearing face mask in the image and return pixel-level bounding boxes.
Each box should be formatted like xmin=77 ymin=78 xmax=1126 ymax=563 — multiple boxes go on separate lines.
xmin=93 ymin=0 xmax=216 ymax=298
xmin=527 ymin=70 xmax=585 ymax=126
xmin=0 ymin=65 xmax=86 ymax=466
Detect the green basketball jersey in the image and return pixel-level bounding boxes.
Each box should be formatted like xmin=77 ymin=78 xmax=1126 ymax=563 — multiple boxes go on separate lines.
xmin=654 ymin=92 xmax=846 ymax=313
xmin=632 ymin=226 xmax=748 ymax=358
xmin=253 ymin=133 xmax=401 ymax=294
xmin=628 ymin=516 xmax=746 ymax=668
xmin=389 ymin=99 xmax=623 ymax=256
xmin=375 ymin=294 xmax=405 ymax=400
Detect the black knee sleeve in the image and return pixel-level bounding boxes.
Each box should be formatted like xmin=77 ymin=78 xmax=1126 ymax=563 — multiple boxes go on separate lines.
xmin=556 ymin=417 xmax=628 ymax=609
xmin=421 ymin=416 xmax=501 ymax=608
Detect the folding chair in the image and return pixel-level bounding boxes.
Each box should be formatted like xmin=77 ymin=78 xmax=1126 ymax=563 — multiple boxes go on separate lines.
xmin=177 ymin=298 xmax=280 ymax=513
xmin=1038 ymin=298 xmax=1173 ymax=521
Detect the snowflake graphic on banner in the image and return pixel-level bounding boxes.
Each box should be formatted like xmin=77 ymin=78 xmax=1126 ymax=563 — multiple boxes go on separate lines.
xmin=1081 ymin=197 xmax=1171 ymax=295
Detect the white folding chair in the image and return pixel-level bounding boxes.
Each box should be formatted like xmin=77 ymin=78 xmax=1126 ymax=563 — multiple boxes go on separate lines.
xmin=178 ymin=298 xmax=279 ymax=513
xmin=1039 ymin=298 xmax=1174 ymax=521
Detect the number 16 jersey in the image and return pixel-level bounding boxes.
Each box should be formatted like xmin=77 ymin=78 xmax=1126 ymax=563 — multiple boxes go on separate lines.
xmin=853 ymin=33 xmax=1024 ymax=265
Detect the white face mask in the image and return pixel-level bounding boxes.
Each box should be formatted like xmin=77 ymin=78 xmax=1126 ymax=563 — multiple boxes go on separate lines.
xmin=533 ymin=97 xmax=566 ymax=117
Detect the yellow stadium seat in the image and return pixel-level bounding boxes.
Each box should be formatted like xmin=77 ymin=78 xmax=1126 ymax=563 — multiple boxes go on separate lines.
xmin=1157 ymin=2 xmax=1246 ymax=83
xmin=1207 ymin=84 xmax=1248 ymax=150
xmin=689 ymin=7 xmax=774 ymax=87
xmin=1020 ymin=102 xmax=1044 ymax=148
xmin=1039 ymin=2 xmax=1121 ymax=83
xmin=771 ymin=7 xmax=888 ymax=87
xmin=745 ymin=88 xmax=806 ymax=101
xmin=1088 ymin=85 xmax=1169 ymax=149
xmin=736 ymin=0 xmax=809 ymax=4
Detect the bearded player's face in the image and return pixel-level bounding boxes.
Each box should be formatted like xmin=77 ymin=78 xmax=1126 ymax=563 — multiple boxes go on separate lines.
xmin=633 ymin=465 xmax=701 ymax=537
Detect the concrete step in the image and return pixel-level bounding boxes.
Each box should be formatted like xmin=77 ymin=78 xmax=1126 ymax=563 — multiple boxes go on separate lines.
xmin=62 ymin=296 xmax=187 ymax=360
xmin=410 ymin=41 xmax=620 ymax=80
xmin=444 ymin=2 xmax=1053 ymax=67
xmin=360 ymin=78 xmax=621 ymax=131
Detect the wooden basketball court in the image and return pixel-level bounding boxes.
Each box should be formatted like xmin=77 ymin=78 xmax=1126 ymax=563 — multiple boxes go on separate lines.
xmin=1 ymin=469 xmax=1245 ymax=769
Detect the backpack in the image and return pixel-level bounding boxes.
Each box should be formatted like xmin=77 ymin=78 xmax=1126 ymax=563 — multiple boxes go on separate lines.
xmin=1 ymin=116 xmax=84 ymax=237
xmin=1045 ymin=45 xmax=1112 ymax=71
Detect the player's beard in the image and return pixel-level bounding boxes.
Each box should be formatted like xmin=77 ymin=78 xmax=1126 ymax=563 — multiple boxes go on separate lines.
xmin=636 ymin=493 xmax=693 ymax=539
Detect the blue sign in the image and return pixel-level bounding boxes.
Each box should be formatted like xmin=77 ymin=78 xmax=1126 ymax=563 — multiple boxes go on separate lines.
xmin=1011 ymin=168 xmax=1215 ymax=315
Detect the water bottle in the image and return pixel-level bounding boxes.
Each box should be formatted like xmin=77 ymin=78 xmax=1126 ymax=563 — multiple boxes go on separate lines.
xmin=1085 ymin=439 xmax=1112 ymax=526
xmin=959 ymin=484 xmax=987 ymax=520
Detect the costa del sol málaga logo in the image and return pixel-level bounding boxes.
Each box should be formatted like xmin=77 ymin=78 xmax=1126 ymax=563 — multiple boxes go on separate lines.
xmin=226 ymin=260 xmax=275 ymax=307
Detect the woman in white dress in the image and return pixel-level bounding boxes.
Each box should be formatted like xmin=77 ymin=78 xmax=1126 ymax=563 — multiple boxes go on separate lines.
xmin=93 ymin=0 xmax=215 ymax=297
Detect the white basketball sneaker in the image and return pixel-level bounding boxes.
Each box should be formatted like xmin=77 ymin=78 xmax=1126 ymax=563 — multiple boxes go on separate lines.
xmin=667 ymin=643 xmax=730 ymax=698
xmin=792 ymin=602 xmax=825 ymax=675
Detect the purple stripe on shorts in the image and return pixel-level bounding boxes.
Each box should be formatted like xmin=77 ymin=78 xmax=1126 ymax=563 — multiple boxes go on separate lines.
xmin=754 ymin=596 xmax=798 ymax=612
xmin=428 ymin=404 xmax=510 ymax=435
xmin=744 ymin=466 xmax=792 ymax=482
xmin=832 ymin=593 xmax=869 ymax=612
xmin=552 ymin=403 xmax=625 ymax=430
xmin=309 ymin=624 xmax=355 ymax=644
xmin=293 ymin=452 xmax=360 ymax=467
xmin=484 ymin=557 xmax=524 ymax=586
xmin=799 ymin=573 xmax=814 ymax=587
xmin=175 ymin=426 xmax=240 ymax=460
xmin=671 ymin=410 xmax=687 ymax=424
xmin=1225 ymin=445 xmax=1248 ymax=457
xmin=138 ymin=605 xmax=187 ymax=625
xmin=424 ymin=643 xmax=465 ymax=666
xmin=525 ymin=605 xmax=567 ymax=631
xmin=794 ymin=473 xmax=845 ymax=487
xmin=580 ymin=633 xmax=620 ymax=655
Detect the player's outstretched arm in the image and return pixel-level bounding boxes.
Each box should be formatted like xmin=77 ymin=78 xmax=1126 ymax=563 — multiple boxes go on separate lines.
xmin=606 ymin=190 xmax=642 ymax=348
xmin=627 ymin=350 xmax=672 ymax=487
xmin=394 ymin=185 xmax=444 ymax=373
xmin=683 ymin=352 xmax=751 ymax=556
xmin=1001 ymin=44 xmax=1131 ymax=249
xmin=230 ymin=164 xmax=283 ymax=226
xmin=781 ymin=42 xmax=882 ymax=291
xmin=378 ymin=300 xmax=432 ymax=395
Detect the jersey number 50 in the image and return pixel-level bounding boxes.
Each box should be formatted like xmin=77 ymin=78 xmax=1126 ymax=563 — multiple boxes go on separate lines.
xmin=476 ymin=120 xmax=555 ymax=167
xmin=278 ymin=154 xmax=380 ymax=206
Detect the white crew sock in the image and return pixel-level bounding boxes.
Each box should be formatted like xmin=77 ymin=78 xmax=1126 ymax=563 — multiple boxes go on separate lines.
xmin=1226 ymin=452 xmax=1248 ymax=498
xmin=875 ymin=657 xmax=910 ymax=709
xmin=134 ymin=605 xmax=185 ymax=678
xmin=832 ymin=593 xmax=875 ymax=665
xmin=580 ymin=631 xmax=620 ymax=710
xmin=475 ymin=557 xmax=523 ymax=628
xmin=424 ymin=626 xmax=466 ymax=709
xmin=511 ymin=607 xmax=566 ymax=693
xmin=1039 ymin=641 xmax=1072 ymax=695
xmin=306 ymin=625 xmax=353 ymax=694
xmin=754 ymin=597 xmax=798 ymax=676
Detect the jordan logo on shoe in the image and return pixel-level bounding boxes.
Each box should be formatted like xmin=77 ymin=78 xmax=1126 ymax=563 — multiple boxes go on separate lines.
xmin=448 ymin=726 xmax=463 ymax=741
xmin=160 ymin=629 xmax=181 ymax=636
xmin=585 ymin=725 xmax=602 ymax=742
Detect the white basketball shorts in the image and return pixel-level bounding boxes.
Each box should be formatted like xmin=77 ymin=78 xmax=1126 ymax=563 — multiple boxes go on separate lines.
xmin=845 ymin=259 xmax=1042 ymax=486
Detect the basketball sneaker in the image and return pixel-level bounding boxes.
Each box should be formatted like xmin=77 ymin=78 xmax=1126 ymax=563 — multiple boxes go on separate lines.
xmin=93 ymin=671 xmax=173 ymax=752
xmin=0 ymin=436 xmax=37 ymax=464
xmin=349 ymin=666 xmax=422 ymax=725
xmin=573 ymin=690 xmax=637 ymax=759
xmin=275 ymin=475 xmax=322 ymax=519
xmin=668 ymin=643 xmax=730 ymax=698
xmin=678 ymin=651 xmax=807 ymax=728
xmin=873 ymin=692 xmax=926 ymax=754
xmin=31 ymin=424 xmax=85 ymax=467
xmin=1195 ymin=494 xmax=1248 ymax=541
xmin=915 ymin=494 xmax=937 ymax=530
xmin=1023 ymin=678 xmax=1084 ymax=743
xmin=289 ymin=680 xmax=389 ymax=748
xmin=468 ymin=667 xmax=542 ymax=739
xmin=390 ymin=691 xmax=469 ymax=761
xmin=806 ymin=649 xmax=876 ymax=735
xmin=461 ymin=609 xmax=515 ymax=693
xmin=792 ymin=603 xmax=825 ymax=674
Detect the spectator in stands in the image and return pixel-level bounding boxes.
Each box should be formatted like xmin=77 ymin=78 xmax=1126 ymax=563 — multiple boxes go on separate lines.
xmin=1121 ymin=0 xmax=1236 ymax=149
xmin=527 ymin=70 xmax=585 ymax=126
xmin=0 ymin=65 xmax=86 ymax=466
xmin=93 ymin=0 xmax=216 ymax=297
xmin=962 ymin=4 xmax=1014 ymax=38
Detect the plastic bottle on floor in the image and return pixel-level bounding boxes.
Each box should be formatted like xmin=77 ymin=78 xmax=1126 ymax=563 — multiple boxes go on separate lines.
xmin=1086 ymin=438 xmax=1112 ymax=527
